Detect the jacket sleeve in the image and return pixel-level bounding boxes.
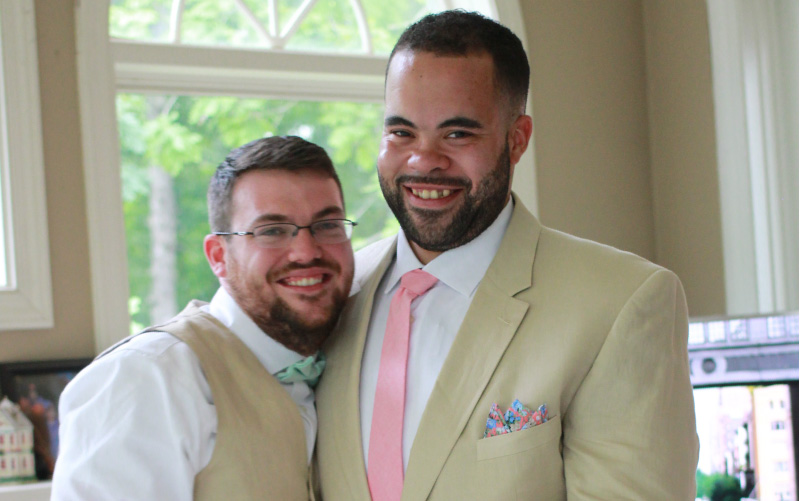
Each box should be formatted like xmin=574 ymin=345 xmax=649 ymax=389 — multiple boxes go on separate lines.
xmin=562 ymin=269 xmax=699 ymax=500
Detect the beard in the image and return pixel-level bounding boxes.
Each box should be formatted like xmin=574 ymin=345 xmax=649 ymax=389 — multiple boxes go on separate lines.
xmin=226 ymin=258 xmax=349 ymax=356
xmin=379 ymin=144 xmax=511 ymax=252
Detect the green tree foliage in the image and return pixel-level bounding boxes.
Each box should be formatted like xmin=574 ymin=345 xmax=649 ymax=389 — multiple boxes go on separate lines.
xmin=696 ymin=471 xmax=743 ymax=501
xmin=710 ymin=475 xmax=743 ymax=501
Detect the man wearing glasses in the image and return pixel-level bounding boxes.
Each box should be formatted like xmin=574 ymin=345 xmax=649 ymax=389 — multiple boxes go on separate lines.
xmin=53 ymin=136 xmax=355 ymax=500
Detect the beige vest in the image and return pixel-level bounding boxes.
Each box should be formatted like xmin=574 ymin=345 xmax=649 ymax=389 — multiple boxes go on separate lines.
xmin=143 ymin=301 xmax=311 ymax=500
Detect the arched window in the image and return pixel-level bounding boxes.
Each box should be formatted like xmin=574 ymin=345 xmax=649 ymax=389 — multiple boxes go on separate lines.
xmin=77 ymin=1 xmax=533 ymax=350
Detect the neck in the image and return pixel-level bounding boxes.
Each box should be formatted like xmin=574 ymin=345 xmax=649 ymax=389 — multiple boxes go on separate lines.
xmin=409 ymin=242 xmax=441 ymax=265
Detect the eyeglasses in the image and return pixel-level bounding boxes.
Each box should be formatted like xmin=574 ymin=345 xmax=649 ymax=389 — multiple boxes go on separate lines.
xmin=213 ymin=219 xmax=357 ymax=248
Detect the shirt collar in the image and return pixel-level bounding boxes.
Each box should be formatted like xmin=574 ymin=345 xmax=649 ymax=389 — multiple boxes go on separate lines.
xmin=384 ymin=198 xmax=514 ymax=298
xmin=206 ymin=287 xmax=305 ymax=376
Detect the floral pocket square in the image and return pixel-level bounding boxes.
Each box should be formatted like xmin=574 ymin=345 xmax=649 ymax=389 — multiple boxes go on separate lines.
xmin=483 ymin=400 xmax=548 ymax=438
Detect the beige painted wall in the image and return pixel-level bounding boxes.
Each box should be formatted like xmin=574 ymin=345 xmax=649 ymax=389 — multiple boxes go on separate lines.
xmin=0 ymin=0 xmax=729 ymax=362
xmin=641 ymin=0 xmax=726 ymax=316
xmin=524 ymin=0 xmax=656 ymax=263
xmin=522 ymin=0 xmax=726 ymax=316
xmin=0 ymin=0 xmax=95 ymax=362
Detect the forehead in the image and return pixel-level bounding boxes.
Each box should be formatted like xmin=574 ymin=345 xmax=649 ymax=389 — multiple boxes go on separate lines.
xmin=385 ymin=50 xmax=498 ymax=114
xmin=230 ymin=169 xmax=343 ymax=225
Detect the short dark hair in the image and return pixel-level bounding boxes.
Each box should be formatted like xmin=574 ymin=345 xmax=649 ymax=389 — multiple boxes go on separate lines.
xmin=207 ymin=135 xmax=342 ymax=232
xmin=389 ymin=10 xmax=530 ymax=115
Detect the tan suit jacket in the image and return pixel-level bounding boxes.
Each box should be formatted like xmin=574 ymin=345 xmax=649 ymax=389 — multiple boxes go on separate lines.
xmin=316 ymin=198 xmax=699 ymax=500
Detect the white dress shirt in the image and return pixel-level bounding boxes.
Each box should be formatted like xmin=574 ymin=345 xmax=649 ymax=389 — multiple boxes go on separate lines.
xmin=360 ymin=200 xmax=513 ymax=470
xmin=52 ymin=288 xmax=317 ymax=501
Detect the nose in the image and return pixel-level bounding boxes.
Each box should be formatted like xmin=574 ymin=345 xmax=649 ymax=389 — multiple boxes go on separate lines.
xmin=286 ymin=227 xmax=323 ymax=263
xmin=407 ymin=138 xmax=450 ymax=174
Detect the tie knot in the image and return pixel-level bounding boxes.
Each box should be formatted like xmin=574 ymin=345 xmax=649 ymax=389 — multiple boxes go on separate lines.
xmin=275 ymin=352 xmax=326 ymax=387
xmin=400 ymin=269 xmax=438 ymax=297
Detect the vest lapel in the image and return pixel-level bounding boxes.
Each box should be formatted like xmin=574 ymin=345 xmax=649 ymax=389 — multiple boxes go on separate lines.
xmin=401 ymin=199 xmax=542 ymax=500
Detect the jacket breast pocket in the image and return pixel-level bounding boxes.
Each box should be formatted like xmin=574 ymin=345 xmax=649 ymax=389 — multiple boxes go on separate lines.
xmin=475 ymin=416 xmax=565 ymax=500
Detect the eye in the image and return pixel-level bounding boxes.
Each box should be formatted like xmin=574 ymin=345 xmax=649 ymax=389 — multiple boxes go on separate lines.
xmin=314 ymin=220 xmax=341 ymax=231
xmin=389 ymin=129 xmax=412 ymax=138
xmin=446 ymin=130 xmax=472 ymax=139
xmin=313 ymin=220 xmax=346 ymax=236
xmin=255 ymin=224 xmax=291 ymax=238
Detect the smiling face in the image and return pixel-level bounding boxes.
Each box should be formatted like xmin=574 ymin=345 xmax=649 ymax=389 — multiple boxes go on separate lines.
xmin=378 ymin=50 xmax=532 ymax=264
xmin=204 ymin=168 xmax=354 ymax=355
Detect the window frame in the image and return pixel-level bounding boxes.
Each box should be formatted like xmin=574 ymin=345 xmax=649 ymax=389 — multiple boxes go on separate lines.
xmin=76 ymin=1 xmax=535 ymax=352
xmin=0 ymin=0 xmax=53 ymax=330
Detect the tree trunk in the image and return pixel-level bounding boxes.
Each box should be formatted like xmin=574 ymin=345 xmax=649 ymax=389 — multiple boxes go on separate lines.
xmin=147 ymin=164 xmax=178 ymax=324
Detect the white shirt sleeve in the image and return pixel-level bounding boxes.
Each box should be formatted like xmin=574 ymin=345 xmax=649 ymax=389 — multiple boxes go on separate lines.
xmin=51 ymin=333 xmax=216 ymax=501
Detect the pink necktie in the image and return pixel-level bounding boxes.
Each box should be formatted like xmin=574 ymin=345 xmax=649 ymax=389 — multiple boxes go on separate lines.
xmin=368 ymin=269 xmax=438 ymax=501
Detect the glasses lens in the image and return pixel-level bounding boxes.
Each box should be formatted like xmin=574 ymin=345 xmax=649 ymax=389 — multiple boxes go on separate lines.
xmin=252 ymin=223 xmax=295 ymax=248
xmin=249 ymin=220 xmax=354 ymax=248
xmin=311 ymin=220 xmax=352 ymax=244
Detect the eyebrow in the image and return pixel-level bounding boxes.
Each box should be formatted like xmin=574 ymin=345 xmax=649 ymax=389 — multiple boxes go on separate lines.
xmin=384 ymin=115 xmax=483 ymax=130
xmin=385 ymin=115 xmax=414 ymax=128
xmin=438 ymin=116 xmax=483 ymax=129
xmin=250 ymin=206 xmax=345 ymax=227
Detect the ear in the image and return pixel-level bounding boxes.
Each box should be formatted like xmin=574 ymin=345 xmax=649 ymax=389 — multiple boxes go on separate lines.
xmin=508 ymin=114 xmax=533 ymax=166
xmin=204 ymin=234 xmax=228 ymax=279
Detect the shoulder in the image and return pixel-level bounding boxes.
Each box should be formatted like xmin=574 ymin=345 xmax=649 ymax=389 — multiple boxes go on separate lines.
xmin=54 ymin=334 xmax=214 ymax=499
xmin=523 ymin=226 xmax=683 ymax=327
xmin=502 ymin=200 xmax=671 ymax=297
xmin=502 ymin=207 xmax=678 ymax=311
xmin=97 ymin=330 xmax=197 ymax=366
xmin=67 ymin=331 xmax=208 ymax=405
xmin=537 ymin=225 xmax=662 ymax=277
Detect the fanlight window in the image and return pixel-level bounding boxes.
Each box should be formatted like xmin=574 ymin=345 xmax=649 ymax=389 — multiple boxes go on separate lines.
xmin=109 ymin=0 xmax=429 ymax=54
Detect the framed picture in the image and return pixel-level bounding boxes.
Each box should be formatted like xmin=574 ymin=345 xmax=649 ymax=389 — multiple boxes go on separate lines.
xmin=0 ymin=359 xmax=91 ymax=479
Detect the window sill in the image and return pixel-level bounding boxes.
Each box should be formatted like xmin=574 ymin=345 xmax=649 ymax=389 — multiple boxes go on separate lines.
xmin=0 ymin=481 xmax=51 ymax=500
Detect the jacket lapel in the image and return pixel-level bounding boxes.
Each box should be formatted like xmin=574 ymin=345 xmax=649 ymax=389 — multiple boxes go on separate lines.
xmin=401 ymin=199 xmax=542 ymax=500
xmin=325 ymin=238 xmax=397 ymax=499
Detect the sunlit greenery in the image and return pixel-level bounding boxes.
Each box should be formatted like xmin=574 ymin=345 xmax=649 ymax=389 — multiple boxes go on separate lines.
xmin=109 ymin=0 xmax=427 ymax=54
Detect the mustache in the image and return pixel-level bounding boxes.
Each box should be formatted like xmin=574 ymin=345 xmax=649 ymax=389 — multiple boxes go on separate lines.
xmin=268 ymin=258 xmax=341 ymax=280
xmin=395 ymin=174 xmax=471 ymax=189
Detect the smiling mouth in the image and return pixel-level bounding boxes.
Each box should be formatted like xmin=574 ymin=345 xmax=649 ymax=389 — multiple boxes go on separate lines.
xmin=410 ymin=187 xmax=453 ymax=199
xmin=283 ymin=276 xmax=324 ymax=287
xmin=277 ymin=273 xmax=335 ymax=290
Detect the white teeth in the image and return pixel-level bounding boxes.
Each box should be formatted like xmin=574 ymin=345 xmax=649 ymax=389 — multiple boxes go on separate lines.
xmin=285 ymin=277 xmax=323 ymax=287
xmin=411 ymin=188 xmax=453 ymax=200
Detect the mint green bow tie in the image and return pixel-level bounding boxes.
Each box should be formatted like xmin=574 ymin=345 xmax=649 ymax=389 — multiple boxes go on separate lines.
xmin=275 ymin=352 xmax=326 ymax=388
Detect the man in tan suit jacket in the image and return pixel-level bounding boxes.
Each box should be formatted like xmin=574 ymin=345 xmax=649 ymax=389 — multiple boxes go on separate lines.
xmin=315 ymin=10 xmax=699 ymax=500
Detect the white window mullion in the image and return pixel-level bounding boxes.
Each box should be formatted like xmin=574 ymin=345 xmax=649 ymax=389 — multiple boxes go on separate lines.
xmin=112 ymin=42 xmax=386 ymax=101
xmin=169 ymin=0 xmax=186 ymax=43
xmin=347 ymin=0 xmax=373 ymax=54
xmin=76 ymin=2 xmax=130 ymax=350
xmin=231 ymin=0 xmax=276 ymax=47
